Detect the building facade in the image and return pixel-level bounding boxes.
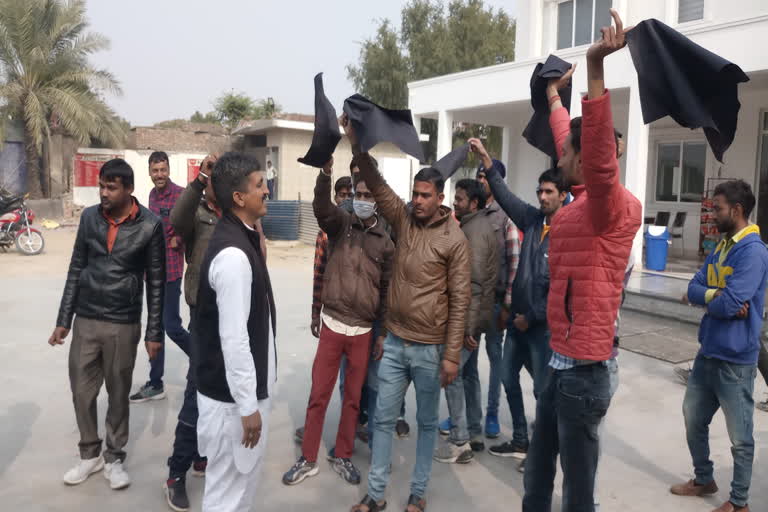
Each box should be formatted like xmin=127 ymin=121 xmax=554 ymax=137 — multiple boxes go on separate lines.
xmin=408 ymin=0 xmax=768 ymax=261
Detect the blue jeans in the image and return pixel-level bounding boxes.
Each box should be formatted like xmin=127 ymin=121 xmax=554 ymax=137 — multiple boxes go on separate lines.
xmin=368 ymin=334 xmax=441 ymax=502
xmin=167 ymin=306 xmax=204 ymax=478
xmin=445 ymin=348 xmax=483 ymax=443
xmin=683 ymin=355 xmax=756 ymax=507
xmin=594 ymin=357 xmax=619 ymax=512
xmin=267 ymin=179 xmax=275 ymax=199
xmin=500 ymin=324 xmax=551 ymax=444
xmin=149 ymin=278 xmax=191 ymax=388
xmin=523 ymin=364 xmax=612 ymax=512
xmin=366 ymin=325 xmax=406 ymax=449
xmin=460 ymin=346 xmax=483 ymax=439
xmin=484 ymin=303 xmax=504 ymax=416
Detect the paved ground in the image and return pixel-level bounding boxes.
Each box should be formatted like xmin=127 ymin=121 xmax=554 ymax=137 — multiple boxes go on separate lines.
xmin=1 ymin=228 xmax=767 ymax=511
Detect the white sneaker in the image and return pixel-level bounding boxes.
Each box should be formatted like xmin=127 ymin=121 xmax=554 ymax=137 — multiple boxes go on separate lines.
xmin=103 ymin=461 xmax=131 ymax=490
xmin=63 ymin=456 xmax=104 ymax=485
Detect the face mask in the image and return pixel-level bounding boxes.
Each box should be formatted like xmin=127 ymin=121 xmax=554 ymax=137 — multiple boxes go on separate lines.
xmin=353 ymin=199 xmax=376 ymax=220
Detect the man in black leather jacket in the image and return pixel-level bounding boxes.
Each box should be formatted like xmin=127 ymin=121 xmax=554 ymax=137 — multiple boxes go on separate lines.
xmin=49 ymin=158 xmax=165 ymax=491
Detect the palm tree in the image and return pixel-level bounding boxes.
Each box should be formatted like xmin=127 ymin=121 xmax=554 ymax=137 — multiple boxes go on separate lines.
xmin=0 ymin=0 xmax=126 ymax=198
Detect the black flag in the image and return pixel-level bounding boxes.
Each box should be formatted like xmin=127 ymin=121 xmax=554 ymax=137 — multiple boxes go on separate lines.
xmin=343 ymin=94 xmax=425 ymax=161
xmin=522 ymin=55 xmax=573 ymax=160
xmin=432 ymin=144 xmax=470 ymax=180
xmin=626 ymin=19 xmax=749 ymax=162
xmin=298 ymin=73 xmax=342 ymax=168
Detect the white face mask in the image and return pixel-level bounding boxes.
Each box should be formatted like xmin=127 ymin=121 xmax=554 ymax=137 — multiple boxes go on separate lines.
xmin=353 ymin=199 xmax=376 ymax=220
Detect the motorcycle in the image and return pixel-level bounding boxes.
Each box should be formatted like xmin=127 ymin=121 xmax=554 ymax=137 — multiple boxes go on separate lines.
xmin=0 ymin=192 xmax=45 ymax=255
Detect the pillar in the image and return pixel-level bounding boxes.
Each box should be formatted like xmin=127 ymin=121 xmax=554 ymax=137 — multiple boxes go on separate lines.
xmin=437 ymin=110 xmax=454 ymax=205
xmin=624 ymin=83 xmax=650 ymax=267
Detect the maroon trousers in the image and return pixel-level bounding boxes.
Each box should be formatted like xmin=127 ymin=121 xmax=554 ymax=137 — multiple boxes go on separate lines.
xmin=301 ymin=322 xmax=371 ymax=462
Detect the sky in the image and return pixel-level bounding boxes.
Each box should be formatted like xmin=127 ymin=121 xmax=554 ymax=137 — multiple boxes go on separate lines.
xmin=86 ymin=0 xmax=517 ymax=126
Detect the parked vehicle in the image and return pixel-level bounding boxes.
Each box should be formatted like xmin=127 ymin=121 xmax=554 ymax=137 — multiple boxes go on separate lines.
xmin=0 ymin=192 xmax=44 ymax=255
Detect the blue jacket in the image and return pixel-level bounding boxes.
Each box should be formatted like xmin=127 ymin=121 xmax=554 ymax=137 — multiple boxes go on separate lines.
xmin=687 ymin=226 xmax=768 ymax=365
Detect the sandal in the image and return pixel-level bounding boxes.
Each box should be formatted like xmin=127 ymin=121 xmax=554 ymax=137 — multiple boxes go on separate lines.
xmin=351 ymin=494 xmax=387 ymax=512
xmin=404 ymin=494 xmax=426 ymax=512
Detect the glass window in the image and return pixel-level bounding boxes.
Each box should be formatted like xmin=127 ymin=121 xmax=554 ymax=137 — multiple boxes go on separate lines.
xmin=679 ymin=0 xmax=704 ymax=23
xmin=680 ymin=142 xmax=706 ymax=202
xmin=594 ymin=0 xmax=613 ymax=41
xmin=656 ymin=144 xmax=680 ymax=202
xmin=557 ymin=1 xmax=574 ymax=50
xmin=574 ymin=0 xmax=593 ymax=46
xmin=656 ymin=141 xmax=707 ymax=203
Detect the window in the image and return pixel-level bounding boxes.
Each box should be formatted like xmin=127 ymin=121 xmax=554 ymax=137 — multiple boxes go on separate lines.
xmin=557 ymin=0 xmax=612 ymax=50
xmin=678 ymin=0 xmax=704 ymax=23
xmin=655 ymin=141 xmax=707 ymax=202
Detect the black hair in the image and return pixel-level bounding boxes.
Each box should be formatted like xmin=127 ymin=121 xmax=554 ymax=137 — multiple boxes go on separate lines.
xmin=334 ymin=176 xmax=352 ymax=195
xmin=538 ymin=167 xmax=567 ymax=194
xmin=414 ymin=167 xmax=445 ymax=193
xmin=713 ymin=179 xmax=756 ymax=219
xmin=148 ymin=151 xmax=169 ymax=166
xmin=100 ymin=158 xmax=134 ymax=188
xmin=455 ymin=178 xmax=487 ymax=210
xmin=568 ymin=117 xmax=620 ymax=155
xmin=211 ymin=152 xmax=262 ymax=211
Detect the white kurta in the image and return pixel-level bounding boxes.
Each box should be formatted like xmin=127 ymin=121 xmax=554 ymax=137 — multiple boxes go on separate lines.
xmin=197 ymin=229 xmax=276 ymax=512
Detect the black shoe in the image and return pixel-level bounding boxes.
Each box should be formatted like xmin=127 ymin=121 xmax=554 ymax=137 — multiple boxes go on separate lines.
xmin=488 ymin=440 xmax=529 ymax=459
xmin=164 ymin=477 xmax=190 ymax=512
xmin=395 ymin=417 xmax=410 ymax=439
xmin=330 ymin=457 xmax=361 ymax=485
xmin=294 ymin=426 xmax=305 ymax=444
xmin=469 ymin=437 xmax=485 ymax=452
xmin=282 ymin=456 xmax=319 ymax=485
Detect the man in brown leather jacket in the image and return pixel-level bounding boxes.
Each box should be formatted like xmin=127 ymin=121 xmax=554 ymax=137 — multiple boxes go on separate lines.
xmin=345 ymin=117 xmax=471 ymax=512
xmin=283 ymin=158 xmax=393 ymax=488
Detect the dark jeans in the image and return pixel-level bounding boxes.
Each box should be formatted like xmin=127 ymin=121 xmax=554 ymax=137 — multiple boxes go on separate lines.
xmin=267 ymin=179 xmax=275 ymax=199
xmin=523 ymin=364 xmax=611 ymax=512
xmin=150 ymin=279 xmax=191 ymax=388
xmin=683 ymin=355 xmax=756 ymax=507
xmin=167 ymin=306 xmax=204 ymax=479
xmin=500 ymin=324 xmax=551 ymax=444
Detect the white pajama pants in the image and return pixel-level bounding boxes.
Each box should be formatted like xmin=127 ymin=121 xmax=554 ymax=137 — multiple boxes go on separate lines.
xmin=197 ymin=394 xmax=272 ymax=512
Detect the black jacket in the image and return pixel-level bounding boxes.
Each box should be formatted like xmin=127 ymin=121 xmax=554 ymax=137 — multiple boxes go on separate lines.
xmin=56 ymin=200 xmax=165 ymax=342
xmin=193 ymin=212 xmax=277 ymax=402
xmin=486 ymin=164 xmax=550 ymax=327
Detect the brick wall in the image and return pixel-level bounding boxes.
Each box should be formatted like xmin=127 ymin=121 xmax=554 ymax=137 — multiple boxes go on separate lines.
xmin=128 ymin=126 xmax=230 ymax=153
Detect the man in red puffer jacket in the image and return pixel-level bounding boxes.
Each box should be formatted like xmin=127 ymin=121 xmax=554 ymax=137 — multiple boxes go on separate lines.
xmin=522 ymin=9 xmax=642 ymax=512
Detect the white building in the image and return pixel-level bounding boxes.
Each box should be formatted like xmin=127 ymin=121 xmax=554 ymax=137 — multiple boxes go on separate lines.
xmin=408 ymin=0 xmax=768 ymax=263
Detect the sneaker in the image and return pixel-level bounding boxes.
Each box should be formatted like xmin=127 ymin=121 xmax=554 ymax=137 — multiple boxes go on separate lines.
xmin=191 ymin=459 xmax=207 ymax=477
xmin=330 ymin=457 xmax=361 ymax=485
xmin=485 ymin=414 xmax=501 ymax=438
xmin=438 ymin=417 xmax=452 ymax=436
xmin=469 ymin=436 xmax=485 ymax=452
xmin=129 ymin=382 xmax=166 ymax=403
xmin=395 ymin=417 xmax=410 ymax=439
xmin=488 ymin=440 xmax=529 ymax=459
xmin=670 ymin=479 xmax=718 ymax=497
xmin=517 ymin=458 xmax=526 ymax=473
xmin=164 ymin=477 xmax=190 ymax=511
xmin=434 ymin=440 xmax=474 ymax=464
xmin=104 ymin=461 xmax=131 ymax=490
xmin=63 ymin=456 xmax=104 ymax=485
xmin=282 ymin=456 xmax=319 ymax=486
xmin=294 ymin=426 xmax=305 ymax=444
xmin=674 ymin=366 xmax=692 ymax=385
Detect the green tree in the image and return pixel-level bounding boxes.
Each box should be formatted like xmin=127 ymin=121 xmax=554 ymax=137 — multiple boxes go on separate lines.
xmin=189 ymin=110 xmax=219 ymax=124
xmin=252 ymin=97 xmax=281 ymax=120
xmin=0 ymin=0 xmax=126 ymax=198
xmin=213 ymin=91 xmax=254 ymax=132
xmin=347 ymin=0 xmax=515 ymax=163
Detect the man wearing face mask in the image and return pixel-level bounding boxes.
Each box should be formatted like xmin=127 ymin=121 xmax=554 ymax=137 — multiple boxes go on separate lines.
xmin=283 ymin=157 xmax=394 ymax=487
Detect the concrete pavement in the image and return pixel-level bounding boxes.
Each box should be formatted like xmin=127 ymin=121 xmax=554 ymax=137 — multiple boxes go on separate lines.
xmin=0 ymin=231 xmax=766 ymax=511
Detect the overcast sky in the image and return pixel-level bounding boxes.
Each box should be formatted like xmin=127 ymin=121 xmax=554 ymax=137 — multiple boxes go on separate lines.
xmin=86 ymin=1 xmax=517 ymax=126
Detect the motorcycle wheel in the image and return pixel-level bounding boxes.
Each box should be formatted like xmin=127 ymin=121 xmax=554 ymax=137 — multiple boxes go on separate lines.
xmin=16 ymin=229 xmax=44 ymax=255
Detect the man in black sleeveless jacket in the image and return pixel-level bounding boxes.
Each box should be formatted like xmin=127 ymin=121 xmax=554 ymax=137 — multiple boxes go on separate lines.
xmin=191 ymin=152 xmax=276 ymax=512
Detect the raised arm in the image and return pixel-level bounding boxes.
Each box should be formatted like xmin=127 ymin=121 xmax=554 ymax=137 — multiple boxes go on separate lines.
xmin=343 ymin=115 xmax=407 ymax=232
xmin=546 ymin=64 xmax=576 ymax=160
xmin=172 ymin=154 xmax=216 ymax=244
xmin=312 ymin=159 xmax=348 ymax=239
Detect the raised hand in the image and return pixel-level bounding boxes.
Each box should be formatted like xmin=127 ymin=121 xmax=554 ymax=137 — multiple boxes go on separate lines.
xmin=547 ymin=63 xmax=577 ymax=93
xmin=587 ymin=8 xmax=632 ymax=62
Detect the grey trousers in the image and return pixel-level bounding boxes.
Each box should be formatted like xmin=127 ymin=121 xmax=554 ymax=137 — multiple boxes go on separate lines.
xmin=69 ymin=317 xmax=140 ymax=463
